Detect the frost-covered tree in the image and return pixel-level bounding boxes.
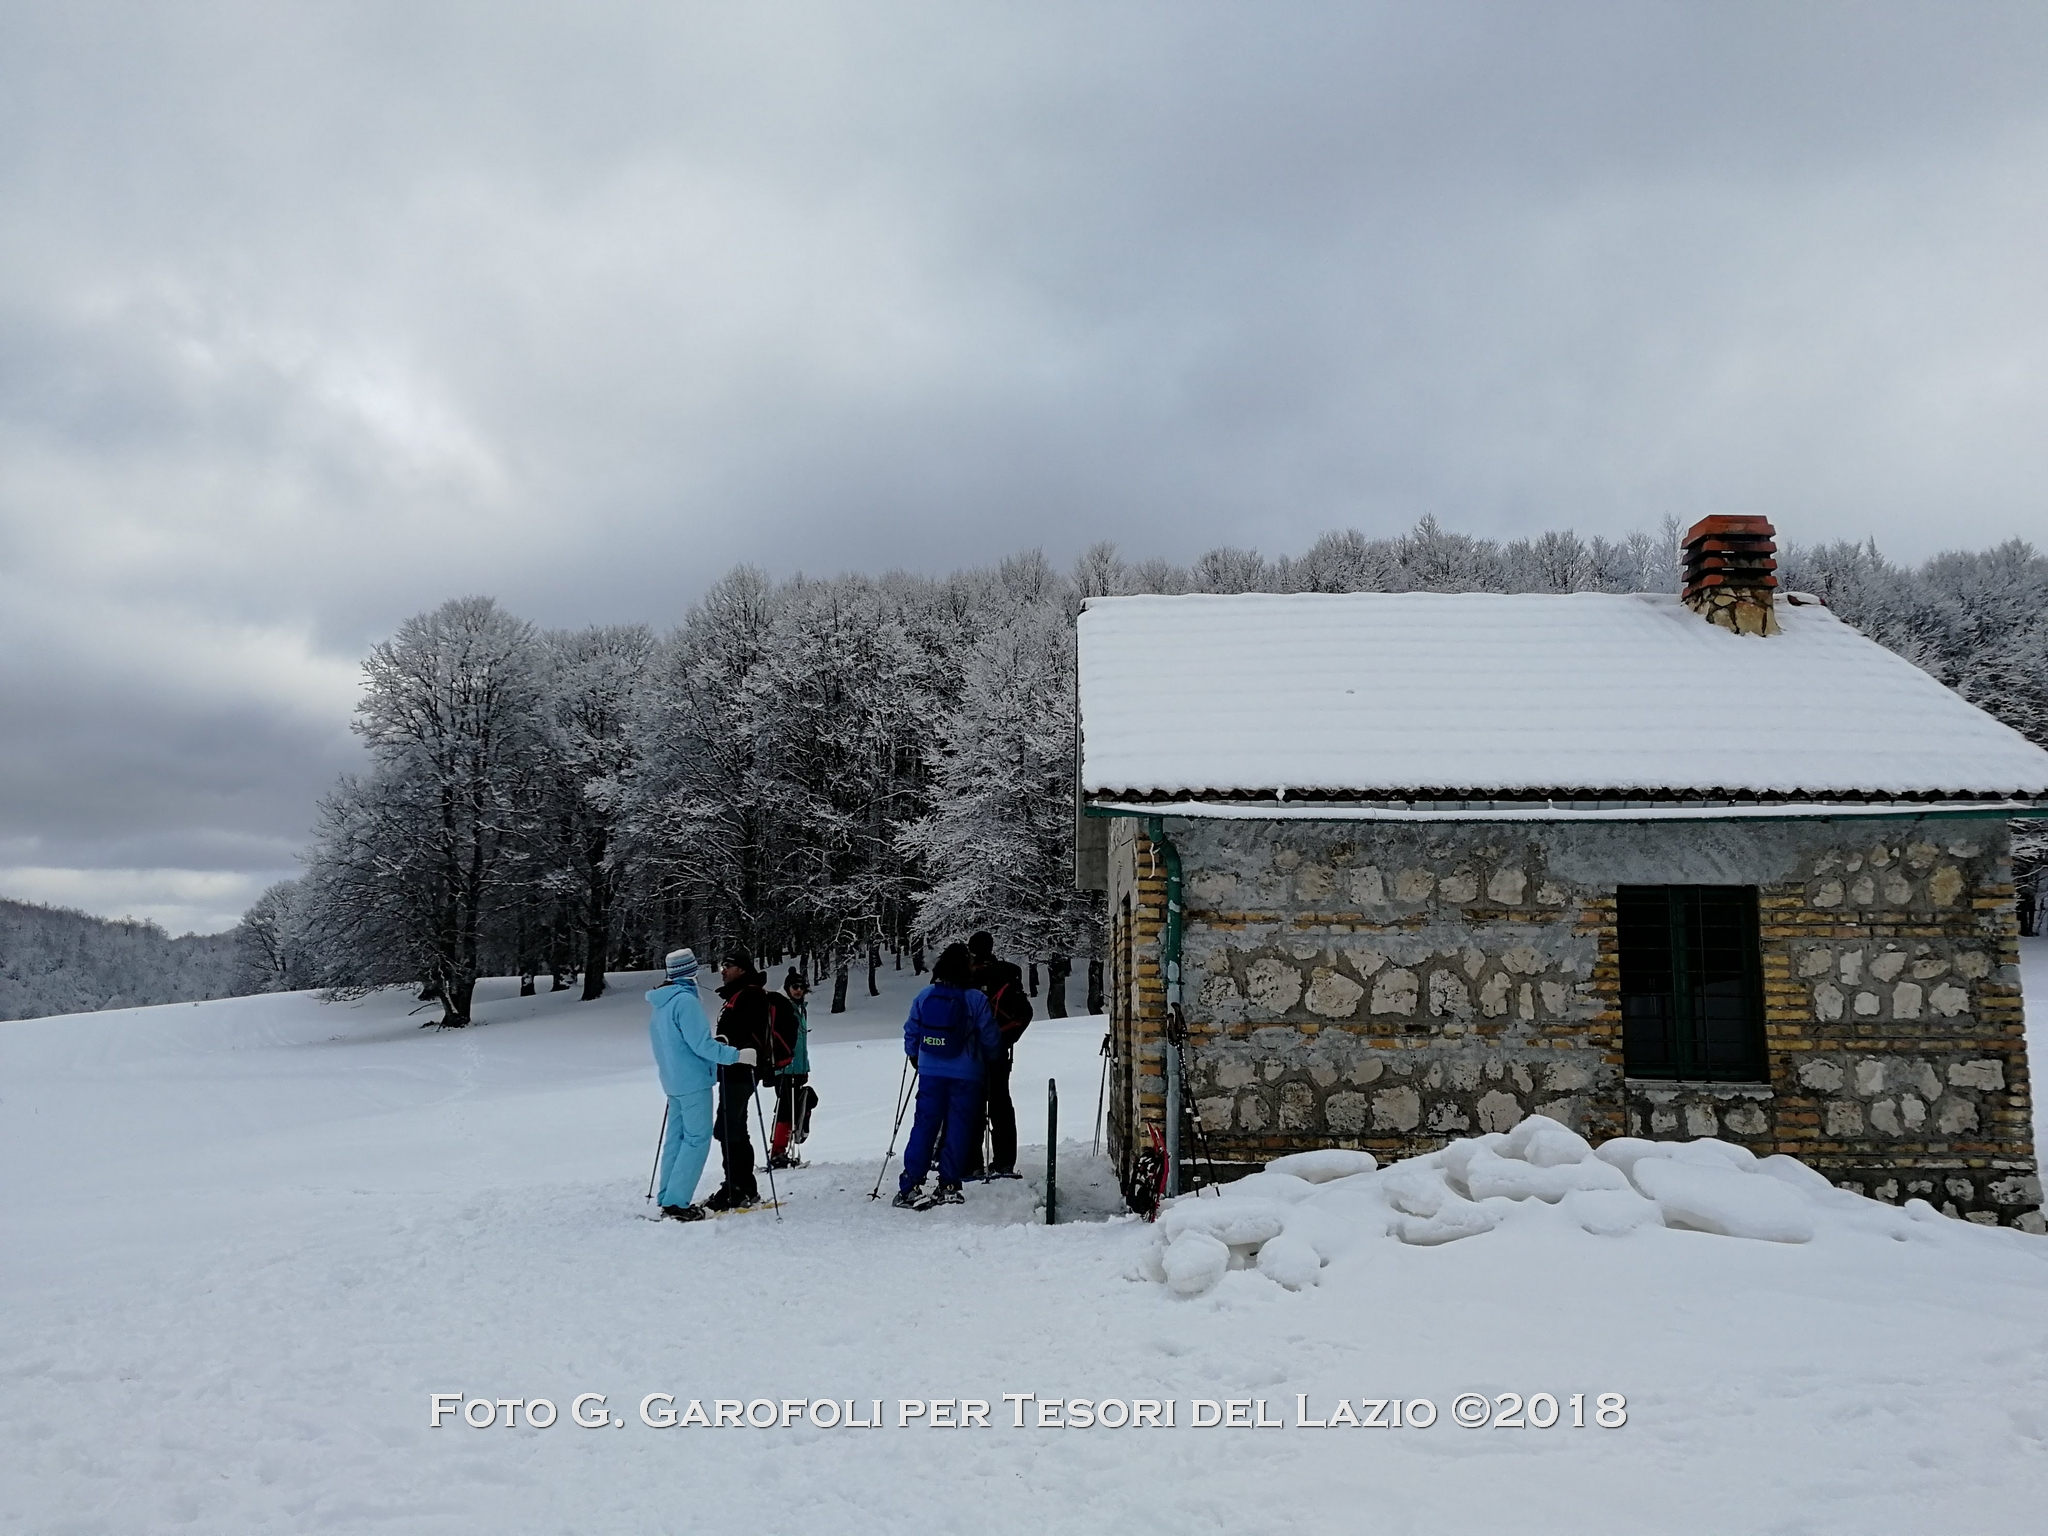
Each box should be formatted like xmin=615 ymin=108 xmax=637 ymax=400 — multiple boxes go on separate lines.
xmin=755 ymin=579 xmax=926 ymax=1008
xmin=299 ymin=597 xmax=544 ymax=1025
xmin=234 ymin=879 xmax=315 ymax=993
xmin=1070 ymin=541 xmax=1128 ymax=602
xmin=901 ymin=603 xmax=1100 ymax=1016
xmin=628 ymin=568 xmax=780 ymax=962
xmin=537 ymin=624 xmax=656 ymax=1000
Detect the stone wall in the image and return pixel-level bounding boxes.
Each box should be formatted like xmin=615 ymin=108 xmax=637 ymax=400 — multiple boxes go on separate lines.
xmin=1105 ymin=816 xmax=1166 ymax=1186
xmin=1751 ymin=834 xmax=2035 ymax=1226
xmin=1169 ymin=820 xmax=1619 ymax=1168
xmin=1106 ymin=813 xmax=2039 ymax=1229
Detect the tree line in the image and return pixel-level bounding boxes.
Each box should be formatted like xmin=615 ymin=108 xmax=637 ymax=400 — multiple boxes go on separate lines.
xmin=234 ymin=518 xmax=2048 ymax=1025
xmin=0 ymin=898 xmax=241 ymax=1022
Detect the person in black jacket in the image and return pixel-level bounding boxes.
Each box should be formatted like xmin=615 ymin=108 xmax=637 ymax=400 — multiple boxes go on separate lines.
xmin=706 ymin=948 xmax=775 ymax=1210
xmin=966 ymin=930 xmax=1031 ymax=1180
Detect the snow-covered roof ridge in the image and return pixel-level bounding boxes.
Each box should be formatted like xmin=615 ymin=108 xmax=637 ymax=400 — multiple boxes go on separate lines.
xmin=1076 ymin=591 xmax=2048 ymax=806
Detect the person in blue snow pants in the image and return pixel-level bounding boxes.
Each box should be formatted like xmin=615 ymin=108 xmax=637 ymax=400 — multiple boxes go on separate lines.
xmin=896 ymin=943 xmax=1002 ymax=1205
xmin=657 ymin=1086 xmax=716 ymax=1211
xmin=648 ymin=948 xmax=750 ymax=1219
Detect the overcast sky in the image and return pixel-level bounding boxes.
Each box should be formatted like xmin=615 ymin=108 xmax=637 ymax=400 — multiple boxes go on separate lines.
xmin=3 ymin=2 xmax=2045 ymax=934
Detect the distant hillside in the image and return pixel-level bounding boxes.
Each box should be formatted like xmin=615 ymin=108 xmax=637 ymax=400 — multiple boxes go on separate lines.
xmin=0 ymin=898 xmax=244 ymax=1022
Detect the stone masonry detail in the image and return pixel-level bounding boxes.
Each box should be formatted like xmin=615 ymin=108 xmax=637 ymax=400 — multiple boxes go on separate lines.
xmin=1172 ymin=823 xmax=1620 ymax=1173
xmin=1110 ymin=816 xmax=2039 ymax=1230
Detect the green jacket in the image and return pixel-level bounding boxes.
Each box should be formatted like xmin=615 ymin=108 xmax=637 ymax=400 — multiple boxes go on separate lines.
xmin=781 ymin=995 xmax=810 ymax=1076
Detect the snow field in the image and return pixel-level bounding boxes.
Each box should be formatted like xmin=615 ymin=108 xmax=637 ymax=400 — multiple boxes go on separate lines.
xmin=2 ymin=946 xmax=2046 ymax=1533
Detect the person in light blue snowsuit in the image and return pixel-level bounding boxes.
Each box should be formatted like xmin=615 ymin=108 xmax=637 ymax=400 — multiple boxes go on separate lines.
xmin=649 ymin=949 xmax=754 ymax=1220
xmin=894 ymin=943 xmax=1002 ymax=1209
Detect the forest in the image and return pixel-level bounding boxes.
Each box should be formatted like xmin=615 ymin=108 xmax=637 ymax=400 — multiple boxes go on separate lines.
xmin=0 ymin=898 xmax=241 ymax=1022
xmin=224 ymin=518 xmax=2046 ymax=1029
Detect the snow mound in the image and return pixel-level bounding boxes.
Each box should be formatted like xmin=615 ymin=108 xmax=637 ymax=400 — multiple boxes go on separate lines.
xmin=1142 ymin=1124 xmax=1982 ymax=1297
xmin=1630 ymin=1157 xmax=1815 ymax=1243
xmin=1162 ymin=1230 xmax=1231 ymax=1295
xmin=1262 ymin=1148 xmax=1378 ymax=1183
xmin=1159 ymin=1198 xmax=1287 ymax=1246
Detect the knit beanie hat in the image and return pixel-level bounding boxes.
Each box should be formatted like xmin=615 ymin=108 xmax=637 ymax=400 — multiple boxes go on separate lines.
xmin=665 ymin=949 xmax=699 ymax=985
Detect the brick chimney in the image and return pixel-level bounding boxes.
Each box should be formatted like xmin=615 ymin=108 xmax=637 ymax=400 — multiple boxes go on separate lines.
xmin=1681 ymin=515 xmax=1779 ymax=636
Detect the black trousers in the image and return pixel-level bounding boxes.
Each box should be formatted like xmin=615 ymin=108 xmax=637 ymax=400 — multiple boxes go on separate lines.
xmin=979 ymin=1046 xmax=1016 ymax=1175
xmin=714 ymin=1063 xmax=758 ymax=1197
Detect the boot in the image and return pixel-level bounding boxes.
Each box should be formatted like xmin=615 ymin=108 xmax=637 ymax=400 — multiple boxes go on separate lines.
xmin=891 ymin=1185 xmax=924 ymax=1209
xmin=661 ymin=1204 xmax=708 ymax=1222
xmin=918 ymin=1182 xmax=965 ymax=1210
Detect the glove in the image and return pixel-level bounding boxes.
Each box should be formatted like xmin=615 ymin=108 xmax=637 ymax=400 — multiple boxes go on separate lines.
xmin=735 ymin=1047 xmax=758 ymax=1067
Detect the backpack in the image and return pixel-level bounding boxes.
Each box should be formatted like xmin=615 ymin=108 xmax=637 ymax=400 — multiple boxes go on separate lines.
xmin=763 ymin=992 xmax=800 ymax=1074
xmin=987 ymin=973 xmax=1033 ymax=1047
xmin=916 ymin=989 xmax=977 ymax=1060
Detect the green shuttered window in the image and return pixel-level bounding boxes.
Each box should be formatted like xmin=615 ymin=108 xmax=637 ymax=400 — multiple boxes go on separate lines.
xmin=1618 ymin=885 xmax=1767 ymax=1082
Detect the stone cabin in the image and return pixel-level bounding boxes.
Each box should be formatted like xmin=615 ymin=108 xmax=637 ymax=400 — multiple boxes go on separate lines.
xmin=1074 ymin=517 xmax=2048 ymax=1229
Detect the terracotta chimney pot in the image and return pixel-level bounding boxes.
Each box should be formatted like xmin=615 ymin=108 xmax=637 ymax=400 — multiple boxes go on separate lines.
xmin=1681 ymin=515 xmax=1779 ymax=636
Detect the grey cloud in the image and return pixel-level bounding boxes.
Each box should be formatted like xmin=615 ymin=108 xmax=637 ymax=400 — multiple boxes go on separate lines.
xmin=0 ymin=673 xmax=348 ymax=858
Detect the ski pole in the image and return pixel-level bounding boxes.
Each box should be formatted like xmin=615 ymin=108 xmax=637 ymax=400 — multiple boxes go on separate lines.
xmin=868 ymin=1057 xmax=917 ymax=1200
xmin=1045 ymin=1078 xmax=1058 ymax=1226
xmin=646 ymin=1100 xmax=670 ymax=1203
xmin=751 ymin=1073 xmax=782 ymax=1222
xmin=1093 ymin=1032 xmax=1110 ymax=1157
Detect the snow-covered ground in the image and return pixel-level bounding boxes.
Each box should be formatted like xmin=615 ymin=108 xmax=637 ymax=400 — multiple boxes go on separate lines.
xmin=5 ymin=948 xmax=2047 ymax=1532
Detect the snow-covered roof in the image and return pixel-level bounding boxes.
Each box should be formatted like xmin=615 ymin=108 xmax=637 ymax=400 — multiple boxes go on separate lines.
xmin=1075 ymin=592 xmax=2048 ymax=812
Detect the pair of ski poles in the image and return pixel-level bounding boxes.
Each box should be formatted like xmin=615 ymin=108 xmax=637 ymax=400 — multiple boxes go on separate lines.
xmin=866 ymin=1058 xmax=919 ymax=1200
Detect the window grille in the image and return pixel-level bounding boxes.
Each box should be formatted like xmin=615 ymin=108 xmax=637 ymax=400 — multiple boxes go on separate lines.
xmin=1618 ymin=885 xmax=1767 ymax=1082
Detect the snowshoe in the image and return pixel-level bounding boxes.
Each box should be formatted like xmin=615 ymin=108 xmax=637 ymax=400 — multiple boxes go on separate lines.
xmin=704 ymin=1186 xmax=760 ymax=1213
xmin=891 ymin=1186 xmax=924 ymax=1210
xmin=767 ymin=1152 xmax=805 ymax=1171
xmin=661 ymin=1204 xmax=709 ymax=1222
xmin=916 ymin=1182 xmax=966 ymax=1211
xmin=986 ymin=1168 xmax=1024 ymax=1181
xmin=710 ymin=1199 xmax=781 ymax=1218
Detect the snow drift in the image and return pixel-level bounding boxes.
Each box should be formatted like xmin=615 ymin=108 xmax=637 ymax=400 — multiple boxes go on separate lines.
xmin=1141 ymin=1117 xmax=1983 ymax=1297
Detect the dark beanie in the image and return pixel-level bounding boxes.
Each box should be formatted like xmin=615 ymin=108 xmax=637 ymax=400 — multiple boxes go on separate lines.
xmin=720 ymin=947 xmax=755 ymax=973
xmin=933 ymin=943 xmax=975 ymax=986
xmin=783 ymin=968 xmax=806 ymax=992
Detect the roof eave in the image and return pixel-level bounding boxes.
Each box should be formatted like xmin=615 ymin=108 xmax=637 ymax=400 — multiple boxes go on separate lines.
xmin=1080 ymin=793 xmax=2048 ymax=825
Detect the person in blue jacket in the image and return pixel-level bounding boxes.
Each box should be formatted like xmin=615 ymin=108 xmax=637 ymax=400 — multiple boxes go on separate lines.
xmin=648 ymin=948 xmax=755 ymax=1221
xmin=894 ymin=942 xmax=1002 ymax=1209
